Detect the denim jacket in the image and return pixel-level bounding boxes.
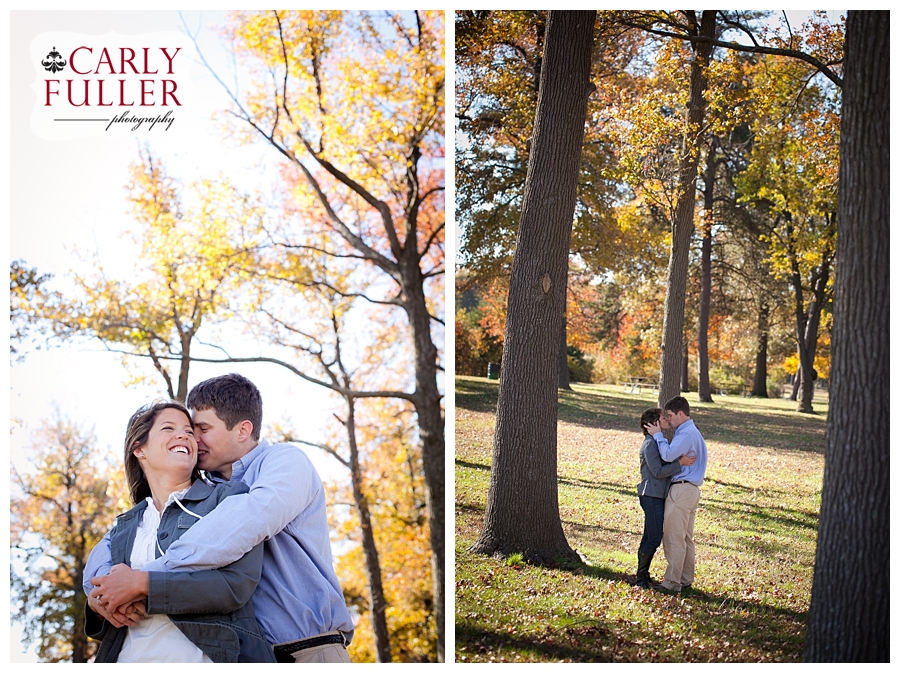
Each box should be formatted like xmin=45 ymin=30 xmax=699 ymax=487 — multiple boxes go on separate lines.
xmin=637 ymin=435 xmax=682 ymax=499
xmin=85 ymin=480 xmax=276 ymax=663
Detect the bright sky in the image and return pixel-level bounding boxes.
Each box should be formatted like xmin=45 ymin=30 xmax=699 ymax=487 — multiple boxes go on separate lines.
xmin=9 ymin=9 xmax=358 ymax=454
xmin=6 ymin=9 xmax=395 ymax=662
xmin=8 ymin=10 xmax=337 ymax=470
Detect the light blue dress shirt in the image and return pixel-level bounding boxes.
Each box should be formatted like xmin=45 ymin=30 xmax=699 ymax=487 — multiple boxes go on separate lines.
xmin=84 ymin=439 xmax=354 ymax=645
xmin=653 ymin=418 xmax=708 ymax=486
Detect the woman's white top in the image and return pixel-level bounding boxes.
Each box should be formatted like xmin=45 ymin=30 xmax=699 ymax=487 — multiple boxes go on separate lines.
xmin=116 ymin=489 xmax=213 ymax=663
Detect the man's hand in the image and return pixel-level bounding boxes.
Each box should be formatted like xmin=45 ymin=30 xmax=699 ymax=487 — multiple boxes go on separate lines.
xmin=644 ymin=421 xmax=662 ymax=436
xmin=678 ymin=453 xmax=696 ymax=466
xmin=90 ymin=563 xmax=150 ymax=614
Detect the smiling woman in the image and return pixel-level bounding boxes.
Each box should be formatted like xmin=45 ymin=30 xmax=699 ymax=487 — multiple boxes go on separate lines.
xmin=123 ymin=402 xmax=197 ymax=505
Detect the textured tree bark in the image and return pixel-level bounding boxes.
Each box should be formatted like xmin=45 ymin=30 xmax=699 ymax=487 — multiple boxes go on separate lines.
xmin=697 ymin=150 xmax=716 ymax=402
xmin=73 ymin=563 xmax=91 ymax=662
xmin=471 ymin=10 xmax=595 ymax=564
xmin=804 ymin=9 xmax=889 ymax=662
xmin=658 ymin=10 xmax=716 ymax=407
xmin=399 ymin=253 xmax=445 ymax=661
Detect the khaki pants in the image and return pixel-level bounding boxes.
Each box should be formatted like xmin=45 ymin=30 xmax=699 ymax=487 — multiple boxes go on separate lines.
xmin=278 ymin=631 xmax=351 ymax=663
xmin=662 ymin=482 xmax=700 ymax=588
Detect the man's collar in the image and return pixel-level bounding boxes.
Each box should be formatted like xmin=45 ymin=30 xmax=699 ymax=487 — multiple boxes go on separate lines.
xmin=675 ymin=418 xmax=695 ymax=433
xmin=228 ymin=438 xmax=269 ymax=481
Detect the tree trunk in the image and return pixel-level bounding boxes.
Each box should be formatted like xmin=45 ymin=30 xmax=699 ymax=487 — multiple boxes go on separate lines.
xmin=345 ymin=398 xmax=392 ymax=662
xmin=658 ymin=10 xmax=716 ymax=407
xmin=174 ymin=322 xmax=192 ymax=402
xmin=697 ymin=149 xmax=716 ymax=402
xmin=793 ymin=255 xmax=831 ymax=413
xmin=680 ymin=341 xmax=689 ymax=392
xmin=750 ymin=299 xmax=769 ymax=397
xmin=804 ymin=249 xmax=831 ymax=410
xmin=804 ymin=10 xmax=889 ymax=662
xmin=72 ymin=564 xmax=90 ymax=662
xmin=471 ymin=10 xmax=595 ymax=564
xmin=399 ymin=252 xmax=445 ymax=661
xmin=786 ymin=230 xmax=809 ymax=405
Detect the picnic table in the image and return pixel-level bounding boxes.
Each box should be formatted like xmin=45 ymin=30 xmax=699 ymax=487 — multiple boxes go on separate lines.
xmin=623 ymin=377 xmax=659 ymax=394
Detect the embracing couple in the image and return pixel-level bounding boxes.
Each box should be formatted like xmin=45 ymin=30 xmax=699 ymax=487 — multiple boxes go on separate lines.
xmin=634 ymin=396 xmax=708 ymax=594
xmin=83 ymin=373 xmax=354 ymax=663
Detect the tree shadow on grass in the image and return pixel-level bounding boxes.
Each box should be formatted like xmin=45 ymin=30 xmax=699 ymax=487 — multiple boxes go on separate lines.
xmin=456 ymin=622 xmax=620 ymax=663
xmin=702 ymin=493 xmax=819 ymax=533
xmin=457 ymin=559 xmax=808 ymax=663
xmin=559 ymin=387 xmax=825 ymax=455
xmin=456 ymin=377 xmax=825 ymax=455
xmin=456 ymin=458 xmax=490 ymax=472
xmin=455 ymin=377 xmax=501 ymax=414
xmin=558 ymin=476 xmax=636 ymax=499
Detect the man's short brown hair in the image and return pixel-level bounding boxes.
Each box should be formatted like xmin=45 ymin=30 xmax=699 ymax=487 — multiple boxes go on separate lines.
xmin=664 ymin=396 xmax=691 ymax=417
xmin=187 ymin=373 xmax=263 ymax=441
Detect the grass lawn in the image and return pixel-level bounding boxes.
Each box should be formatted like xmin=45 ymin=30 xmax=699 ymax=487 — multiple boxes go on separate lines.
xmin=455 ymin=376 xmax=827 ymax=663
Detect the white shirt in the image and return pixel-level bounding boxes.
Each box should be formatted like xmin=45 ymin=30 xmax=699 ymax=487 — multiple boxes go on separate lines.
xmin=117 ymin=490 xmax=213 ymax=663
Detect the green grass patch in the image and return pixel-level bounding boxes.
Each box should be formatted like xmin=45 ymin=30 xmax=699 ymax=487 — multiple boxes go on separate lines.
xmin=455 ymin=377 xmax=825 ymax=662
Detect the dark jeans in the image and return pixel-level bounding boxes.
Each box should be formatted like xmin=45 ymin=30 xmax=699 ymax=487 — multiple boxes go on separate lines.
xmin=638 ymin=494 xmax=666 ymax=555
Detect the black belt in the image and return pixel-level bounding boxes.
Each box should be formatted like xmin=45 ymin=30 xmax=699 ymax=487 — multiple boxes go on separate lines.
xmin=671 ymin=480 xmax=698 ymax=486
xmin=274 ymin=634 xmax=345 ymax=662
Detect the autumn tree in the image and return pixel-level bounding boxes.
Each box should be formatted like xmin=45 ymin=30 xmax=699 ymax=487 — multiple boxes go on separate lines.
xmin=457 ymin=11 xmax=844 ymax=401
xmin=329 ymin=395 xmax=434 ymax=662
xmin=615 ymin=10 xmax=844 ymax=405
xmin=610 ymin=25 xmax=752 ymax=400
xmin=192 ymin=10 xmax=446 ymax=658
xmin=252 ymin=287 xmax=419 ymax=662
xmin=455 ymin=10 xmax=640 ymax=388
xmin=10 ymin=413 xmax=127 ymax=662
xmin=303 ymin=304 xmax=394 ymax=662
xmin=215 ymin=278 xmax=439 ymax=661
xmin=457 ymin=264 xmax=633 ymax=384
xmin=10 ymin=260 xmax=52 ymax=360
xmin=735 ymin=50 xmax=840 ymax=412
xmin=32 ymin=150 xmax=261 ymax=401
xmin=617 ymin=10 xmax=718 ymax=406
xmin=713 ymin=189 xmax=795 ymax=397
xmin=454 ymin=273 xmax=504 ymax=379
xmin=471 ymin=10 xmax=596 ymax=563
xmin=455 ymin=10 xmax=545 ymax=282
xmin=804 ymin=9 xmax=889 ymax=662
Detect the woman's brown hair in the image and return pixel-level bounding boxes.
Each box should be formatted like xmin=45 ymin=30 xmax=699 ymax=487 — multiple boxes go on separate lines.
xmin=640 ymin=407 xmax=662 ymax=437
xmin=123 ymin=400 xmax=194 ymax=504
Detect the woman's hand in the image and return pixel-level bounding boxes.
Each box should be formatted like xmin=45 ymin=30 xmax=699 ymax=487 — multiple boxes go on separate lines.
xmin=89 ymin=563 xmax=149 ymax=614
xmin=88 ymin=593 xmax=146 ymax=628
xmin=678 ymin=453 xmax=696 ymax=466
